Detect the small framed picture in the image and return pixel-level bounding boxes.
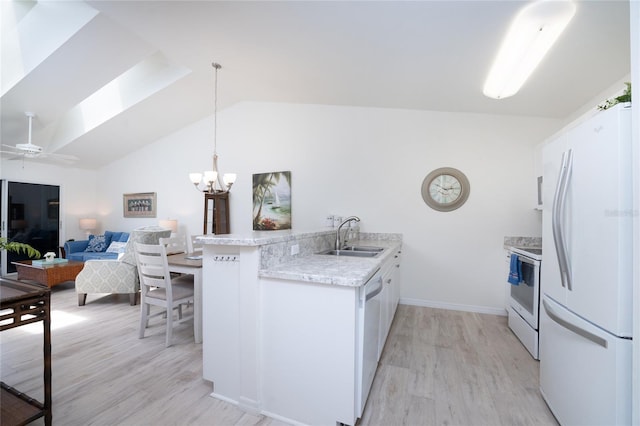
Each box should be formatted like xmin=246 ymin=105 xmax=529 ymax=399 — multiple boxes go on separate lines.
xmin=123 ymin=192 xmax=157 ymax=218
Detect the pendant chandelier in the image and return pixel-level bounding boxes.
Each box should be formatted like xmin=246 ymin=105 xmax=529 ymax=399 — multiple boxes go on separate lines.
xmin=189 ymin=62 xmax=236 ymax=193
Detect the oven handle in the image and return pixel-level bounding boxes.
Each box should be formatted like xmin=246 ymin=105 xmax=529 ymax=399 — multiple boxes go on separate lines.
xmin=515 ymin=254 xmax=538 ymax=266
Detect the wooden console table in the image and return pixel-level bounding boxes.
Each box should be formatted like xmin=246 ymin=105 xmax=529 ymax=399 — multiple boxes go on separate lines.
xmin=12 ymin=260 xmax=84 ymax=288
xmin=0 ymin=278 xmax=52 ymax=426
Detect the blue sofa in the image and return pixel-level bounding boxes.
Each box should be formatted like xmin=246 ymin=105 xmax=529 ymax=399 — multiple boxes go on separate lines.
xmin=64 ymin=231 xmax=130 ymax=261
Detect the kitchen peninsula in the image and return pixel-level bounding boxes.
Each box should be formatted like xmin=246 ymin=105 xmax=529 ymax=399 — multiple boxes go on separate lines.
xmin=199 ymin=229 xmax=402 ymax=426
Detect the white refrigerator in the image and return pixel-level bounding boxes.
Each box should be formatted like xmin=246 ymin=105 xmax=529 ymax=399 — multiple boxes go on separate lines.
xmin=540 ymin=104 xmax=633 ymax=425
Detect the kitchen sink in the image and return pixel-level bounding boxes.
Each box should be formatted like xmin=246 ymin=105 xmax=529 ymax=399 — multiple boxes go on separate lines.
xmin=319 ymin=249 xmax=381 ymax=258
xmin=342 ymin=246 xmax=385 ymax=253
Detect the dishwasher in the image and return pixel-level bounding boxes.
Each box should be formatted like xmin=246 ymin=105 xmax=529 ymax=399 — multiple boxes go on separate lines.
xmin=357 ymin=268 xmax=383 ymax=416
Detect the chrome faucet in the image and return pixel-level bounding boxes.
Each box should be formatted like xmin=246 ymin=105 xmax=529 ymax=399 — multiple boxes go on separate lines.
xmin=335 ymin=216 xmax=360 ymax=250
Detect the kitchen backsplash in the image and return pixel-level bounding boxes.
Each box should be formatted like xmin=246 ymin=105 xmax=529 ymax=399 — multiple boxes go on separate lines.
xmin=260 ymin=231 xmax=403 ymax=269
xmin=260 ymin=232 xmax=335 ymax=269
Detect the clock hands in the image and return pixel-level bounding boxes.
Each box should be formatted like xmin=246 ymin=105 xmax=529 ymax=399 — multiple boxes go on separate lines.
xmin=434 ymin=183 xmax=459 ymax=193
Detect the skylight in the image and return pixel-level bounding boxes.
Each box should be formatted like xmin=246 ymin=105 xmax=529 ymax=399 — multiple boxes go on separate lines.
xmin=1 ymin=0 xmax=99 ymax=96
xmin=46 ymin=52 xmax=191 ymax=152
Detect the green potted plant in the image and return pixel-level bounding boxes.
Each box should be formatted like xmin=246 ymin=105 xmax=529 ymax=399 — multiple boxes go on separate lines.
xmin=597 ymin=82 xmax=631 ymax=110
xmin=0 ymin=237 xmax=41 ymax=258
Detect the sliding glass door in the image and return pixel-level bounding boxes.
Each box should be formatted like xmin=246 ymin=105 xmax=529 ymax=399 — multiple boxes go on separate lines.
xmin=1 ymin=180 xmax=60 ymax=275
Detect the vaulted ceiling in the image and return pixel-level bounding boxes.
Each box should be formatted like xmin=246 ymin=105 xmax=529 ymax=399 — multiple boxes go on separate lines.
xmin=0 ymin=0 xmax=630 ymax=169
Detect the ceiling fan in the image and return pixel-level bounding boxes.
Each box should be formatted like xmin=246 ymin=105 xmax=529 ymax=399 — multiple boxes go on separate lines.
xmin=1 ymin=112 xmax=78 ymax=164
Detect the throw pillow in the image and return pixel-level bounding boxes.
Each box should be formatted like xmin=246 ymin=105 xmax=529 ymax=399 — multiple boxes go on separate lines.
xmin=106 ymin=241 xmax=127 ymax=254
xmin=104 ymin=231 xmax=118 ymax=248
xmin=85 ymin=234 xmax=107 ymax=252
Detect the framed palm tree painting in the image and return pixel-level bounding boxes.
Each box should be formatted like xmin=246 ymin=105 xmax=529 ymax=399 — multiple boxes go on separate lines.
xmin=253 ymin=171 xmax=291 ymax=230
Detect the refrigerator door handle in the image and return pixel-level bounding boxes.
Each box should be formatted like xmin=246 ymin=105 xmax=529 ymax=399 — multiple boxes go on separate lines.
xmin=552 ymin=151 xmax=568 ymax=288
xmin=543 ymin=299 xmax=608 ymax=349
xmin=552 ymin=149 xmax=573 ymax=290
xmin=559 ymin=149 xmax=573 ymax=291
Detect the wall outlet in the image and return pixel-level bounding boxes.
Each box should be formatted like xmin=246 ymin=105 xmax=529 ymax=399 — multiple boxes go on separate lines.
xmin=325 ymin=215 xmax=334 ymax=227
xmin=291 ymin=244 xmax=300 ymax=255
xmin=333 ymin=216 xmax=343 ymax=228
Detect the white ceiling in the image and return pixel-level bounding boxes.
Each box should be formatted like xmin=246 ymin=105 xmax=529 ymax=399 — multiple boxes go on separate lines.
xmin=0 ymin=0 xmax=631 ymax=169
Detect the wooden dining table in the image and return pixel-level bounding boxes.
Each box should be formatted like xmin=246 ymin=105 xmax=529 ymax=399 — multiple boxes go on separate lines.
xmin=166 ymin=253 xmax=203 ymax=344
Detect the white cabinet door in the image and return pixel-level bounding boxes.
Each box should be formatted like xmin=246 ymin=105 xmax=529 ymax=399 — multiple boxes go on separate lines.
xmin=534 ymin=142 xmax=544 ymax=209
xmin=378 ymin=265 xmax=393 ymax=360
xmin=377 ymin=249 xmax=402 ymax=361
xmin=391 ymin=250 xmax=401 ymax=312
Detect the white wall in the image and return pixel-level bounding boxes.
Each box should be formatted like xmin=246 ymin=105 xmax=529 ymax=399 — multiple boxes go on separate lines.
xmin=1 ymin=102 xmax=561 ymax=311
xmin=95 ymin=115 xmax=214 ymax=235
xmin=97 ymin=102 xmax=561 ymax=312
xmin=0 ymin=159 xmax=98 ymax=242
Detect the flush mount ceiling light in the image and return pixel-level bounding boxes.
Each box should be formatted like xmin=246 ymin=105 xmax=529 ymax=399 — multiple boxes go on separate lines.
xmin=189 ymin=62 xmax=237 ymax=193
xmin=483 ymin=0 xmax=576 ymax=100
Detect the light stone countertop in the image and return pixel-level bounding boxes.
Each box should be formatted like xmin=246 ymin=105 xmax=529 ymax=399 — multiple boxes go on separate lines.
xmin=198 ymin=230 xmax=402 ymax=287
xmin=503 ymin=236 xmax=542 ymax=250
xmin=259 ymin=240 xmax=401 ymax=287
xmin=198 ymin=229 xmax=332 ymax=246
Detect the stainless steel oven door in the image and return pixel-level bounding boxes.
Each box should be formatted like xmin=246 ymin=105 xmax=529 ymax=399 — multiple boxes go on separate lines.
xmin=509 ymin=252 xmax=541 ymax=329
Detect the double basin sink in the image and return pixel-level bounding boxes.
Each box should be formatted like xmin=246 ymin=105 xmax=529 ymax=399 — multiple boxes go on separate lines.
xmin=319 ymin=245 xmax=384 ymax=258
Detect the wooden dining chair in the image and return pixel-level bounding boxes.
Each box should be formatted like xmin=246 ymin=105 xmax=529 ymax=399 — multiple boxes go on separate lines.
xmin=134 ymin=241 xmax=194 ymax=347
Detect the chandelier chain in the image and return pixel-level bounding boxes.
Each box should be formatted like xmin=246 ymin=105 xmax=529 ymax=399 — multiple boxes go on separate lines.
xmin=212 ymin=62 xmax=221 ymax=156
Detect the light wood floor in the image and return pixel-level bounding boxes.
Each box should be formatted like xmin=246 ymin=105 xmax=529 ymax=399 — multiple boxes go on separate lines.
xmin=1 ymin=282 xmax=557 ymax=426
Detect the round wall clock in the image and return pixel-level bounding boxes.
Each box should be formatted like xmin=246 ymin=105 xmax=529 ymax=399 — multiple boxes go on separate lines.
xmin=421 ymin=167 xmax=470 ymax=212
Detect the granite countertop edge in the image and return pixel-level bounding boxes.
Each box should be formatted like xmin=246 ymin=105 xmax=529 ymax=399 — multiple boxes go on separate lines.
xmin=503 ymin=236 xmax=542 ymax=250
xmin=259 ymin=240 xmax=402 ymax=287
xmin=198 ymin=229 xmax=334 ymax=246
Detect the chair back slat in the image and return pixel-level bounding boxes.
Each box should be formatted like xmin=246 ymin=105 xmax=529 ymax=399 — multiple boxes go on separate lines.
xmin=187 ymin=235 xmax=203 ymax=254
xmin=160 ymin=236 xmax=187 ymax=255
xmin=135 ymin=242 xmax=171 ymax=290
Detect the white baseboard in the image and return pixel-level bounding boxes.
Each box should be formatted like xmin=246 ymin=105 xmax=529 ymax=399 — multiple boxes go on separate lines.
xmin=209 ymin=392 xmax=308 ymax=426
xmin=238 ymin=397 xmax=262 ymax=416
xmin=400 ymin=297 xmax=508 ymax=316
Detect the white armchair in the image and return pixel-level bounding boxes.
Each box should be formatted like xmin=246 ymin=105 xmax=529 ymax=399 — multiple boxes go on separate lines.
xmin=75 ymin=227 xmax=171 ymax=306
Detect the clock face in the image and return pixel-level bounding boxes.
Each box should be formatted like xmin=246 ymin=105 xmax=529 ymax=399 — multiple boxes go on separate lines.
xmin=421 ymin=167 xmax=470 ymax=212
xmin=428 ymin=174 xmax=462 ymax=204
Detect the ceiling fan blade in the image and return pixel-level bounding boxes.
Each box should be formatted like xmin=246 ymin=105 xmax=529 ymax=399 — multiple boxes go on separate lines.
xmin=2 ymin=150 xmax=77 ymax=165
xmin=38 ymin=152 xmax=79 ymax=164
xmin=3 ymin=114 xmax=80 ymax=165
xmin=0 ymin=151 xmax=26 ymax=161
xmin=4 ymin=114 xmax=80 ymax=165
